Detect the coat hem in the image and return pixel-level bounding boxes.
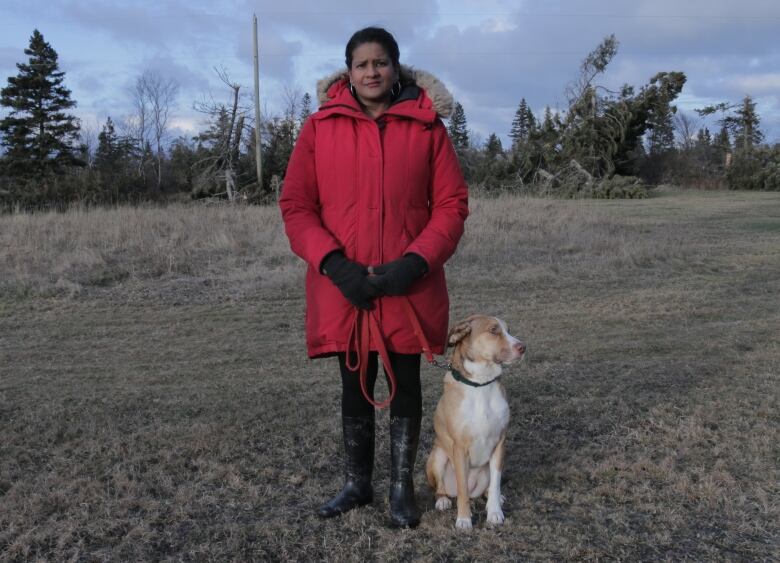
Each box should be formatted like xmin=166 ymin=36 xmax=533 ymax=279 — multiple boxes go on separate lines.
xmin=307 ymin=342 xmax=445 ymax=360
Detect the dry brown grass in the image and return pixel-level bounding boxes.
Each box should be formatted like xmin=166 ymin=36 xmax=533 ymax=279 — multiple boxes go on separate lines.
xmin=1 ymin=188 xmax=779 ymax=561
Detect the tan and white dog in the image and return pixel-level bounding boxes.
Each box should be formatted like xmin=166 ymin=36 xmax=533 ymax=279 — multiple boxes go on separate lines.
xmin=425 ymin=315 xmax=525 ymax=529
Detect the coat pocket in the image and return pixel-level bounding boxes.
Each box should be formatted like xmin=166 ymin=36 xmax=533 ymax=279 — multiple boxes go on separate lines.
xmin=403 ymin=204 xmax=431 ymax=241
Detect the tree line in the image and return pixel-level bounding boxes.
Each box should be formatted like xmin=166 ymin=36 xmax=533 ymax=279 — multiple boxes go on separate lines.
xmin=445 ymin=35 xmax=777 ymax=198
xmin=1 ymin=30 xmax=778 ymax=211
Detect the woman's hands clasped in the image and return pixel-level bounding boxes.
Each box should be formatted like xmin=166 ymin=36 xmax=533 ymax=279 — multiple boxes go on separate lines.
xmin=322 ymin=251 xmax=429 ymax=308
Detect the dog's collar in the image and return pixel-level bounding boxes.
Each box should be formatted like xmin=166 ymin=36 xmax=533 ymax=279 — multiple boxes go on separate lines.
xmin=450 ymin=367 xmax=501 ymax=387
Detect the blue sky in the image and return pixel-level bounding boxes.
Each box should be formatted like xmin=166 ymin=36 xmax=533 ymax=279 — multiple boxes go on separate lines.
xmin=2 ymin=0 xmax=780 ymax=149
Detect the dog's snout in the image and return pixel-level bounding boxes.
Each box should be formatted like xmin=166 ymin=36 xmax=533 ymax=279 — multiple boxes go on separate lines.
xmin=514 ymin=341 xmax=526 ymax=355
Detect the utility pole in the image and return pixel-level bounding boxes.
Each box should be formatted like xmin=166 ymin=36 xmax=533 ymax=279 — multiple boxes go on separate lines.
xmin=253 ymin=14 xmax=262 ymax=192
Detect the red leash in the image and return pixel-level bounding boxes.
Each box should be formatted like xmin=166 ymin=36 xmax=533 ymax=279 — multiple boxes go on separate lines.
xmin=345 ymin=297 xmax=435 ymax=409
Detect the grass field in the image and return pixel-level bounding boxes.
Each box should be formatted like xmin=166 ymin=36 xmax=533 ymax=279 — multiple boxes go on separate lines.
xmin=1 ymin=188 xmax=778 ymax=561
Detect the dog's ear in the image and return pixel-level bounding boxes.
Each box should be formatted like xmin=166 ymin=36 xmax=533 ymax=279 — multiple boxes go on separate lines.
xmin=447 ymin=317 xmax=474 ymax=347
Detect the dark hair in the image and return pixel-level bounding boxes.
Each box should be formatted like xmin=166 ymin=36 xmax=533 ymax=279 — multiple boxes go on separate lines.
xmin=345 ymin=27 xmax=400 ymax=69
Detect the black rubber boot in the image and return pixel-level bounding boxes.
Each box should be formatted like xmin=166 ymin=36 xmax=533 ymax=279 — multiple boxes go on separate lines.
xmin=317 ymin=414 xmax=375 ymax=518
xmin=388 ymin=415 xmax=421 ymax=528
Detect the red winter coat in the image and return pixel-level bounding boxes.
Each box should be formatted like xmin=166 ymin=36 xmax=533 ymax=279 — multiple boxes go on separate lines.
xmin=279 ymin=67 xmax=469 ymax=358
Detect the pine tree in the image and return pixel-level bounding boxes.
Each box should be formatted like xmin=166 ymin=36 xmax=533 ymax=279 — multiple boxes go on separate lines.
xmin=168 ymin=137 xmax=198 ymax=193
xmin=94 ymin=117 xmax=133 ymax=172
xmin=539 ymin=106 xmax=559 ymax=162
xmin=299 ymin=92 xmax=312 ymax=125
xmin=541 ymin=107 xmax=556 ymax=136
xmin=447 ymin=102 xmax=469 ymax=150
xmin=196 ymin=106 xmax=232 ymax=152
xmin=263 ymin=114 xmax=298 ymax=192
xmin=0 ymin=29 xmax=81 ymax=178
xmin=485 ymin=133 xmax=502 ymax=160
xmin=697 ymin=96 xmax=762 ymax=153
xmin=94 ymin=116 xmax=136 ymax=200
xmin=509 ymin=98 xmax=536 ymax=148
xmin=94 ymin=117 xmax=120 ymax=171
xmin=695 ymin=127 xmax=711 ymax=148
xmin=732 ymin=95 xmax=763 ymax=151
xmin=714 ymin=126 xmax=730 ymax=152
xmin=647 ymin=95 xmax=676 ymax=156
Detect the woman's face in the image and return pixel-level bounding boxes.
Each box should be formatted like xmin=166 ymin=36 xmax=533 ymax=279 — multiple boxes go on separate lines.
xmin=348 ymin=42 xmax=398 ymax=106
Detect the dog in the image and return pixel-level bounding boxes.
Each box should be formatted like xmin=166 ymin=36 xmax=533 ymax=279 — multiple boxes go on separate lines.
xmin=425 ymin=315 xmax=525 ymax=529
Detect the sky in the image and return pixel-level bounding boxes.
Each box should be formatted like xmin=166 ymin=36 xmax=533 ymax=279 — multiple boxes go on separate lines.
xmin=2 ymin=0 xmax=780 ymax=149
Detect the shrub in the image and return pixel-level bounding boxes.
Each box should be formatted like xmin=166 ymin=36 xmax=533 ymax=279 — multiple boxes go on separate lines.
xmin=727 ymin=146 xmax=780 ymax=191
xmin=591 ymin=175 xmax=648 ymax=199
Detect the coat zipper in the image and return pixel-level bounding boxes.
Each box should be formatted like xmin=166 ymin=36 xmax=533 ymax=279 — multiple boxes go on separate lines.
xmin=376 ymin=117 xmax=385 ymax=327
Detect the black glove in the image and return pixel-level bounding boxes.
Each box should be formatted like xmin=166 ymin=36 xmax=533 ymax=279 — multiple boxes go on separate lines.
xmin=366 ymin=253 xmax=428 ymax=296
xmin=321 ymin=251 xmax=380 ymax=309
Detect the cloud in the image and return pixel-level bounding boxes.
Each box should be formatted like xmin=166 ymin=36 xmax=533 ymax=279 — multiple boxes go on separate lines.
xmin=76 ymin=75 xmax=105 ymax=95
xmin=132 ymin=57 xmax=211 ymax=93
xmin=2 ymin=0 xmax=779 ymax=142
xmin=400 ymin=1 xmax=780 ymax=142
xmin=53 ymin=0 xmax=238 ymax=49
xmin=239 ymin=0 xmax=441 ymax=45
xmin=234 ymin=26 xmax=303 ymax=83
xmin=169 ymin=117 xmax=199 ymax=134
xmin=728 ymin=73 xmax=780 ymax=95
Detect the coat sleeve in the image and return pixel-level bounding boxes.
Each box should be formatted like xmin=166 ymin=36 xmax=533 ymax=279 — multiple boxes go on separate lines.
xmin=404 ymin=119 xmax=469 ymax=271
xmin=278 ymin=118 xmax=342 ymax=271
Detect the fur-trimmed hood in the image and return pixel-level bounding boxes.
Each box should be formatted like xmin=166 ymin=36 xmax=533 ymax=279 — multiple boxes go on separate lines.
xmin=316 ymin=65 xmax=454 ymax=119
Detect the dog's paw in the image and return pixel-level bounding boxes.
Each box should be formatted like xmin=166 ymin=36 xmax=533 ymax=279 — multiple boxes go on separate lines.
xmin=435 ymin=496 xmax=452 ymax=511
xmin=455 ymin=517 xmax=472 ymax=530
xmin=487 ymin=508 xmax=505 ymax=525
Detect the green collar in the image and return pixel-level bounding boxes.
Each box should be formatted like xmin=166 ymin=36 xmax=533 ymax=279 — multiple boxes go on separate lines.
xmin=450 ymin=367 xmax=501 ymax=388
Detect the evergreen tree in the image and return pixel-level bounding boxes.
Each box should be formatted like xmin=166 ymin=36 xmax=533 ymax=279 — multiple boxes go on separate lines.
xmin=95 ymin=117 xmax=123 ymax=171
xmin=263 ymin=113 xmax=298 ymax=193
xmin=697 ymin=96 xmax=762 ymax=152
xmin=541 ymin=107 xmax=556 ymax=137
xmin=0 ymin=29 xmax=81 ymax=178
xmin=695 ymin=127 xmax=712 ymax=148
xmin=196 ymin=106 xmax=232 ymax=153
xmin=646 ymin=93 xmax=676 ymax=156
xmin=509 ymin=98 xmax=536 ymax=148
xmin=168 ymin=136 xmax=199 ymax=193
xmin=447 ymin=102 xmax=469 ymax=150
xmin=299 ymin=92 xmax=312 ymax=125
xmin=732 ymin=95 xmax=763 ymax=151
xmin=714 ymin=125 xmax=730 ymax=152
xmin=485 ymin=133 xmax=502 ymax=160
xmin=93 ymin=116 xmax=137 ymax=201
xmin=610 ymin=71 xmax=686 ymax=177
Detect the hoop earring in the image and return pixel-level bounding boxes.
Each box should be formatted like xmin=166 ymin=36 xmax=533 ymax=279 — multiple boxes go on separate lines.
xmin=349 ymin=83 xmax=357 ymax=96
xmin=391 ymin=81 xmax=402 ymax=97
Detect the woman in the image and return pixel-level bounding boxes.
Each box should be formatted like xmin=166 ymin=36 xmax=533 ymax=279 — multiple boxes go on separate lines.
xmin=279 ymin=27 xmax=468 ymax=528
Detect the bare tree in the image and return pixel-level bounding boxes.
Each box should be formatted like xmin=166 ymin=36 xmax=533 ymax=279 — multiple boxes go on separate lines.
xmin=78 ymin=121 xmax=99 ymax=167
xmin=193 ymin=66 xmax=251 ymax=202
xmin=129 ymin=70 xmax=178 ymax=192
xmin=128 ymin=77 xmax=150 ymax=180
xmin=281 ymin=85 xmax=300 ymax=121
xmin=674 ymin=112 xmax=699 ymax=151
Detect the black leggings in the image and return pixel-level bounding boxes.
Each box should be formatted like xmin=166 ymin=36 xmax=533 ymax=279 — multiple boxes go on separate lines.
xmin=337 ymin=352 xmax=422 ymax=419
